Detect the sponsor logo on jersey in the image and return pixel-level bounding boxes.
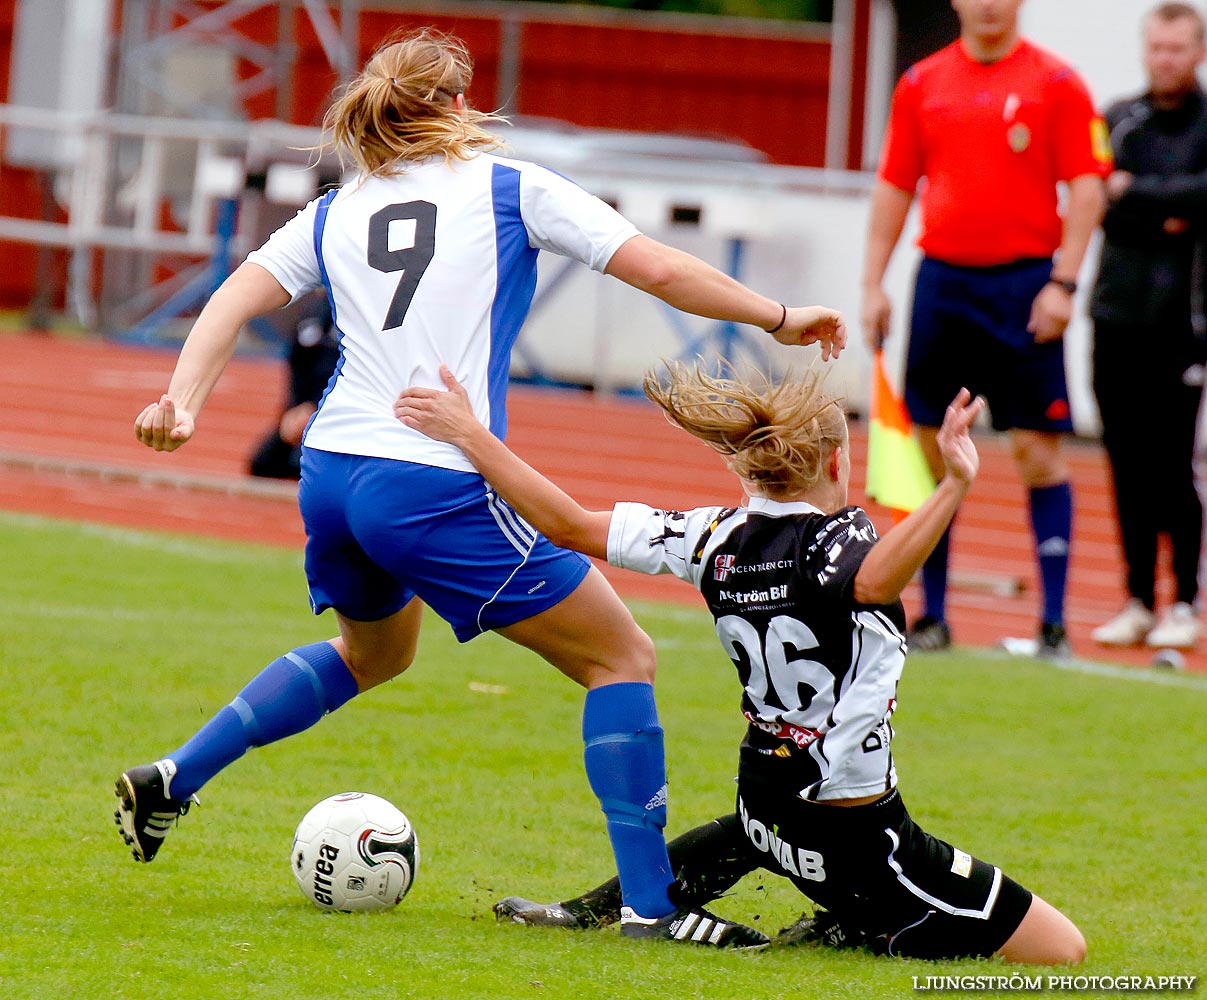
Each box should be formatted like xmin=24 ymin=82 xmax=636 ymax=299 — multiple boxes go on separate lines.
xmin=861 ymin=719 xmax=891 ymax=753
xmin=718 ymin=585 xmax=790 ymax=605
xmin=745 ymin=711 xmax=822 ymax=749
xmin=714 ymin=554 xmax=736 ymax=581
xmin=950 ymin=848 xmax=973 ymax=878
xmin=718 ymin=558 xmax=794 ymax=576
xmin=691 ymin=507 xmax=738 ymax=564
xmin=738 ymin=797 xmax=826 ymax=882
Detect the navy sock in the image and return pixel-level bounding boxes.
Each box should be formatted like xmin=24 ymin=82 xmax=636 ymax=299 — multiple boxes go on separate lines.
xmin=921 ymin=524 xmax=952 ymax=623
xmin=164 ymin=641 xmax=358 ymax=800
xmin=582 ymin=682 xmax=674 ymax=920
xmin=1029 ymin=482 xmax=1072 ymax=625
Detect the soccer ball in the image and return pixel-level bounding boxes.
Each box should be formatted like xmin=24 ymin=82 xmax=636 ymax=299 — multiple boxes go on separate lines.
xmin=291 ymin=792 xmax=419 ymax=912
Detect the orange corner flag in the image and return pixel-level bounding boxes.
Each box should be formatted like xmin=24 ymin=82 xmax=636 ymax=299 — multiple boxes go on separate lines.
xmin=866 ymin=351 xmax=934 ymax=514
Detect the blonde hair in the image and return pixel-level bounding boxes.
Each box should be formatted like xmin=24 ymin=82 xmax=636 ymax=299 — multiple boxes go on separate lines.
xmin=322 ymin=28 xmax=506 ymax=176
xmin=643 ymin=362 xmax=847 ymax=498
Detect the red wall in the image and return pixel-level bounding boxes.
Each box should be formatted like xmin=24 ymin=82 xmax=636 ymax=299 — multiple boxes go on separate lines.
xmin=291 ymin=8 xmax=831 ymax=165
xmin=516 ymin=21 xmax=829 ymax=166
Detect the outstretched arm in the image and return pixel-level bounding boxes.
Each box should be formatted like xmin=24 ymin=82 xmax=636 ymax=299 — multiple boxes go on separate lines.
xmin=603 ymin=235 xmax=847 ymax=361
xmin=852 ymin=389 xmax=985 ymax=605
xmin=395 ymin=367 xmax=613 ymax=559
xmin=134 ymin=263 xmax=291 ymax=451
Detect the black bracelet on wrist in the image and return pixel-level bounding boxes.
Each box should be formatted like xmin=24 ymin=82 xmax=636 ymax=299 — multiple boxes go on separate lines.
xmin=764 ymin=303 xmax=787 ymax=334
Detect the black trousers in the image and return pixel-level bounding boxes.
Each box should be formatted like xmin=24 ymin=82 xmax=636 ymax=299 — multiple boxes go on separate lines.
xmin=1093 ymin=320 xmax=1205 ymax=607
xmin=248 ymin=429 xmax=302 ymax=480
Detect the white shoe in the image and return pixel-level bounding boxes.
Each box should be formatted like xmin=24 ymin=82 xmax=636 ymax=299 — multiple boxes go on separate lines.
xmin=1145 ymin=602 xmax=1201 ymax=649
xmin=1091 ymin=599 xmax=1155 ymax=646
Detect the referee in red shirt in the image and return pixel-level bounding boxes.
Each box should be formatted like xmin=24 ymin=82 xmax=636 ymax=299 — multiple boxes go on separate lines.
xmin=861 ymin=0 xmax=1111 ymax=658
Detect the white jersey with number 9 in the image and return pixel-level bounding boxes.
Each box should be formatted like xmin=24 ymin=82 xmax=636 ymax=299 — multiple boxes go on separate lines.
xmin=246 ymin=152 xmax=638 ymax=472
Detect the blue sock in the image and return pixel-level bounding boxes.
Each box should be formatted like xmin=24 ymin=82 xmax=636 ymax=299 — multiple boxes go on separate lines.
xmin=582 ymin=682 xmax=674 ymax=920
xmin=164 ymin=641 xmax=358 ymax=800
xmin=1030 ymin=482 xmax=1072 ymax=626
xmin=921 ymin=524 xmax=952 ymax=623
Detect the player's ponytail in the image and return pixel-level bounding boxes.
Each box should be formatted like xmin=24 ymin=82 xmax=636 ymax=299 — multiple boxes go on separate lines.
xmin=323 ymin=28 xmax=505 ymax=176
xmin=643 ymin=362 xmax=846 ymax=499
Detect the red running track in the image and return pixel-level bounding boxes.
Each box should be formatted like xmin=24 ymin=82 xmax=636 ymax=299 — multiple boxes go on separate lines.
xmin=2 ymin=330 xmax=1201 ymax=674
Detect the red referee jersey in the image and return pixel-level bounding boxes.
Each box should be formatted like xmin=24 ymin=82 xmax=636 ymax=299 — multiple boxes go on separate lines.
xmin=878 ymin=39 xmax=1112 ymax=268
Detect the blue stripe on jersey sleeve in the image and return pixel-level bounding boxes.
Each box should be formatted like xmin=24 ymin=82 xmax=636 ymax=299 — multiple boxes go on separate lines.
xmin=489 ymin=163 xmax=539 ymax=441
xmin=310 ymin=188 xmax=346 ymax=422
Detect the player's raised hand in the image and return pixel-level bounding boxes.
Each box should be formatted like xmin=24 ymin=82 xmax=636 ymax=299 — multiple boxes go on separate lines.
xmin=935 ymin=388 xmax=985 ymax=487
xmin=771 ymin=306 xmax=847 ymax=361
xmin=395 ymin=366 xmax=480 ymax=445
xmin=134 ymin=394 xmax=195 ymax=452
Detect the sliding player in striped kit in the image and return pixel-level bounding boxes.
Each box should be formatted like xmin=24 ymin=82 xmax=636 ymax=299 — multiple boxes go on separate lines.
xmin=397 ymin=363 xmax=1085 ymax=963
xmin=115 ymin=28 xmax=843 ymax=947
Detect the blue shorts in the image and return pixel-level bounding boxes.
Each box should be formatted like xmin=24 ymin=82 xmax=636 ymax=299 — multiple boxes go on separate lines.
xmin=906 ymin=257 xmax=1073 ymax=433
xmin=298 ymin=448 xmax=591 ymax=642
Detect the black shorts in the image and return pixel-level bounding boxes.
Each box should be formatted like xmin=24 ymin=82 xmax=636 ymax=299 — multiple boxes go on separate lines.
xmin=906 ymin=256 xmax=1073 ymax=434
xmin=737 ymin=760 xmax=1032 ymax=959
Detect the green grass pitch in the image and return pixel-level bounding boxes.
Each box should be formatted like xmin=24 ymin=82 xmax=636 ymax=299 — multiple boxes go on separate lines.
xmin=2 ymin=510 xmax=1203 ymax=999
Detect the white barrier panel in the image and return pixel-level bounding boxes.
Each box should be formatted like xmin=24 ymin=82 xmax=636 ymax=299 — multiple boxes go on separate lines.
xmin=0 ymin=107 xmax=1101 ymax=431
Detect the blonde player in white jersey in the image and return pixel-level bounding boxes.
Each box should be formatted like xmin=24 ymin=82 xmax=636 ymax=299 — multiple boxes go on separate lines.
xmin=397 ymin=363 xmax=1085 ymax=964
xmin=115 ymin=28 xmax=844 ymax=946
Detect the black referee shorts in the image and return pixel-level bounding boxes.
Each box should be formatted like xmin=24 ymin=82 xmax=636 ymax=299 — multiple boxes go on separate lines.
xmin=905 ymin=256 xmax=1072 ymax=434
xmin=737 ymin=766 xmax=1032 ymax=959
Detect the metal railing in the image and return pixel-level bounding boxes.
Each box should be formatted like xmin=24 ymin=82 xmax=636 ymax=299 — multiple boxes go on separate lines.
xmin=0 ymin=104 xmax=322 ymax=255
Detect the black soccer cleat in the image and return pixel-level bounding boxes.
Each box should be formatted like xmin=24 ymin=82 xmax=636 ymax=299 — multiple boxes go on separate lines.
xmin=113 ymin=763 xmax=197 ymax=863
xmin=774 ymin=909 xmax=866 ymax=950
xmin=620 ymin=905 xmax=769 ymax=949
xmin=494 ymin=896 xmax=589 ymax=928
xmin=1037 ymin=621 xmax=1071 ymax=660
xmin=907 ymin=615 xmax=952 ymax=652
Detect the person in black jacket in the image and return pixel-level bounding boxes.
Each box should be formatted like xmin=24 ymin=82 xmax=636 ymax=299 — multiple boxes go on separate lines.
xmin=1090 ymin=1 xmax=1207 ymax=651
xmin=248 ymin=295 xmax=340 ymax=480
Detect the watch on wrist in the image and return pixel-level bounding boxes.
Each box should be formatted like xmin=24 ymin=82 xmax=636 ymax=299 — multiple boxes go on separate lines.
xmin=1048 ymin=277 xmax=1078 ymax=294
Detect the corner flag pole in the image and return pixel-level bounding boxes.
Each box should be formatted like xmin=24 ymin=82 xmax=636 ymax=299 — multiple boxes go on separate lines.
xmin=865 ymin=350 xmax=934 ymax=514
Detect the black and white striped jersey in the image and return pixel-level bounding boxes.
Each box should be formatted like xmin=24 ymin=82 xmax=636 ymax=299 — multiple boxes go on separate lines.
xmin=608 ymin=495 xmax=907 ymax=801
